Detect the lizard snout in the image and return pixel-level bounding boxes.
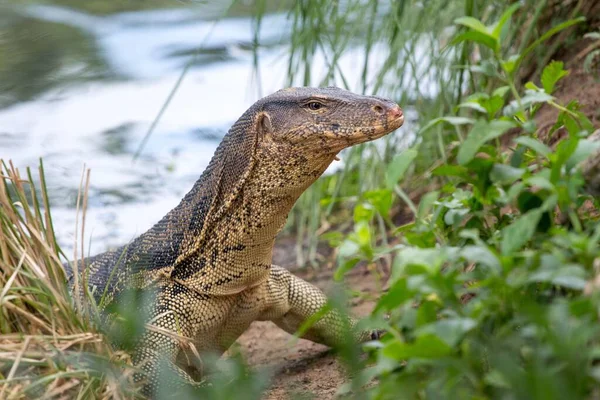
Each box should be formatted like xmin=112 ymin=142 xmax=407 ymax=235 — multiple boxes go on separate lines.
xmin=370 ymin=98 xmax=404 ymax=131
xmin=387 ymin=104 xmax=403 ymax=121
xmin=387 ymin=103 xmax=404 ymax=131
xmin=372 ymin=99 xmax=404 ymax=134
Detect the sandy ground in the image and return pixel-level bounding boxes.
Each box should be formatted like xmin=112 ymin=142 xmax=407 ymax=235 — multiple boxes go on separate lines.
xmin=234 ymin=236 xmax=383 ymax=400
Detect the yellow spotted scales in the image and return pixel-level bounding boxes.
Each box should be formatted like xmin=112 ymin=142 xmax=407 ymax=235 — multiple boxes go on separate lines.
xmin=66 ymin=87 xmax=404 ymax=396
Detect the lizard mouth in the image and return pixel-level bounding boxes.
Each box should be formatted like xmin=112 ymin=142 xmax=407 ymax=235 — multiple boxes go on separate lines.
xmin=369 ymin=113 xmax=405 ymax=139
xmin=386 ymin=114 xmax=405 ymax=131
xmin=319 ymin=104 xmax=404 ymax=153
xmin=323 ymin=114 xmax=405 ymax=154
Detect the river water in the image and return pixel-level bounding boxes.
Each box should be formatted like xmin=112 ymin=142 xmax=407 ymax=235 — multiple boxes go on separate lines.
xmin=0 ymin=3 xmax=417 ymax=256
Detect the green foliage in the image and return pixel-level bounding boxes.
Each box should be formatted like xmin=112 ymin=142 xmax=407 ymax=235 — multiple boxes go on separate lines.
xmin=283 ymin=0 xmax=588 ymax=266
xmin=330 ymin=7 xmax=600 ymax=399
xmin=386 ymin=149 xmax=418 ymax=190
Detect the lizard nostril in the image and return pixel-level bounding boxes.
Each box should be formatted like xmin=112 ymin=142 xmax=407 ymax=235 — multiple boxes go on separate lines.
xmin=388 ymin=105 xmax=403 ymax=120
xmin=372 ymin=105 xmax=384 ymax=114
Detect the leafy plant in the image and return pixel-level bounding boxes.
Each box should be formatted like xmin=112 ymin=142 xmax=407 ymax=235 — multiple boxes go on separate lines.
xmin=332 ymin=8 xmax=600 ymax=399
xmin=582 ymin=31 xmax=600 ymax=81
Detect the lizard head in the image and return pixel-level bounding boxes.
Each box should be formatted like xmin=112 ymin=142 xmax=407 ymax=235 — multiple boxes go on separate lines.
xmin=200 ymin=86 xmax=404 ymax=227
xmin=254 ymin=86 xmax=404 ymax=157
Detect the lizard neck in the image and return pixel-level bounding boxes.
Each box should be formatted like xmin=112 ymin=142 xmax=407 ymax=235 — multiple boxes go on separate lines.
xmin=164 ymin=147 xmax=335 ymax=294
xmin=239 ymin=144 xmax=335 ymax=240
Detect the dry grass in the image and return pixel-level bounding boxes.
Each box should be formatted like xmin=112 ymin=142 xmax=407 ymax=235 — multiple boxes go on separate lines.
xmin=0 ymin=160 xmax=136 ymax=399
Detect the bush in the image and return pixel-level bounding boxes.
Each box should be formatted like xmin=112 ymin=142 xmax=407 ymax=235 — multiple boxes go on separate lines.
xmin=333 ymin=7 xmax=600 ymax=399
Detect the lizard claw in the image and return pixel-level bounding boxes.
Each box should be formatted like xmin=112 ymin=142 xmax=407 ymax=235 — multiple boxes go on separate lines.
xmin=370 ymin=329 xmax=386 ymax=340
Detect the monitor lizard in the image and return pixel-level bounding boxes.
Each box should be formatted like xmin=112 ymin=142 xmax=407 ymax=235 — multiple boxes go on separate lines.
xmin=66 ymin=86 xmax=404 ymax=396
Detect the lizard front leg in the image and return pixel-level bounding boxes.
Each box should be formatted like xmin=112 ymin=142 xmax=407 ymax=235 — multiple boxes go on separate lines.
xmin=258 ymin=265 xmax=381 ymax=347
xmin=133 ymin=280 xmax=226 ymax=398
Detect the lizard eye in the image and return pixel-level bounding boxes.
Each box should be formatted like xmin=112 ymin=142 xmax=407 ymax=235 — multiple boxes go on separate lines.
xmin=306 ymin=101 xmax=323 ymax=111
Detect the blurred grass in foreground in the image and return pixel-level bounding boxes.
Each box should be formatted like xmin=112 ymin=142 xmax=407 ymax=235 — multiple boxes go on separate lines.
xmin=0 ymin=161 xmax=138 ymax=398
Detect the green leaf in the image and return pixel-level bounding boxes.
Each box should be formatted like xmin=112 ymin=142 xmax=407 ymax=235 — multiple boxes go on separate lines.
xmin=551 ymin=137 xmax=579 ymax=182
xmin=518 ymin=18 xmax=585 ymax=69
xmin=354 ymin=202 xmax=375 ymax=222
xmin=416 ymin=300 xmax=438 ymax=327
xmin=334 ymin=257 xmax=360 ymax=281
xmin=432 ymin=165 xmax=469 ymax=179
xmin=354 ymin=220 xmax=372 ymax=249
xmin=382 ymin=334 xmax=453 ymax=360
xmin=513 ymin=136 xmax=551 ymax=158
xmin=560 ymin=101 xmax=595 ymax=133
xmin=528 ymin=264 xmax=587 ymax=290
xmin=385 ymin=149 xmax=418 ymax=189
xmin=338 ymin=240 xmax=359 ymax=259
xmin=490 ymin=164 xmax=525 ymax=185
xmin=501 ymin=210 xmax=542 ymax=255
xmin=375 ymin=279 xmax=411 ymax=312
xmin=525 ymin=176 xmax=555 ymax=191
xmin=417 ymin=191 xmax=439 ymax=221
xmin=393 ymin=247 xmax=449 ymax=278
xmin=458 ymin=101 xmax=487 ymax=114
xmin=364 ymin=189 xmax=394 ymax=217
xmin=485 ymin=370 xmax=511 ymax=388
xmin=461 ymin=95 xmax=505 ymax=118
xmin=419 ymin=116 xmax=474 ymax=135
xmin=491 ymin=3 xmax=521 ymax=39
xmin=458 ymin=119 xmax=515 ymax=165
xmin=405 ymin=230 xmax=437 ymax=248
xmin=461 ymin=245 xmax=501 ymax=274
xmin=469 ymin=61 xmax=500 ymax=78
xmin=444 ymin=208 xmax=469 ymax=226
xmin=507 ymin=182 xmax=526 ymax=202
xmin=320 ymin=231 xmax=344 ymax=247
xmin=493 ymin=86 xmax=510 ymax=98
xmin=454 ymin=16 xmax=490 ymax=35
xmin=483 ymin=96 xmax=505 ymax=118
xmin=451 ymin=30 xmax=497 ymax=51
xmin=525 ymin=81 xmax=541 ymax=91
xmin=541 ymin=61 xmax=569 ymax=94
xmin=416 ymin=318 xmax=477 ymax=347
xmin=567 ymin=139 xmax=600 ymax=170
xmin=504 ymin=89 xmax=554 ymax=116
xmin=500 ymin=54 xmax=520 ymax=75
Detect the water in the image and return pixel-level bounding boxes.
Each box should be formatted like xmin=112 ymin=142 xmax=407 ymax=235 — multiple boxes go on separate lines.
xmin=0 ymin=2 xmax=419 ymax=256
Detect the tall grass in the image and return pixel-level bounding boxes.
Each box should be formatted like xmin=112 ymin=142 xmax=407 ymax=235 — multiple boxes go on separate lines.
xmin=280 ymin=0 xmax=482 ymax=263
xmin=279 ymin=0 xmax=594 ymax=265
xmin=0 ymin=160 xmax=136 ymax=399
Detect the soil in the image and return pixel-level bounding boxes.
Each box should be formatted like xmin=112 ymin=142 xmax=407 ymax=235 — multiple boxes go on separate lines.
xmin=233 ymin=35 xmax=600 ymax=400
xmin=234 ymin=236 xmax=383 ymax=400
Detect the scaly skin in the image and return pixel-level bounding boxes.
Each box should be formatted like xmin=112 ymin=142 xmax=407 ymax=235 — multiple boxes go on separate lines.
xmin=66 ymin=86 xmax=404 ymax=396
